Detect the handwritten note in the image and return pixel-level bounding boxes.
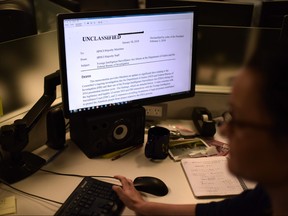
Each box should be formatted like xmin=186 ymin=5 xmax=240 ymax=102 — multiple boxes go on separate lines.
xmin=181 ymin=156 xmax=245 ymax=197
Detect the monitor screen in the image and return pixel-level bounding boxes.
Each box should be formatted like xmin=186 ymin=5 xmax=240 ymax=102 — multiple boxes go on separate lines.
xmin=57 ymin=7 xmax=197 ymax=117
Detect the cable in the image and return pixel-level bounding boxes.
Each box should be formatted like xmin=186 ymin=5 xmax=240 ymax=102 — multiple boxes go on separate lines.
xmin=39 ymin=169 xmax=117 ymax=181
xmin=0 ymin=179 xmax=63 ymax=205
xmin=65 ymin=121 xmax=70 ymax=132
xmin=0 ymin=170 xmax=118 ymax=207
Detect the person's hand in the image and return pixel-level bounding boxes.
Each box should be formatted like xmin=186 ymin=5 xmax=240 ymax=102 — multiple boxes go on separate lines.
xmin=113 ymin=175 xmax=197 ymax=215
xmin=112 ymin=175 xmax=146 ymax=213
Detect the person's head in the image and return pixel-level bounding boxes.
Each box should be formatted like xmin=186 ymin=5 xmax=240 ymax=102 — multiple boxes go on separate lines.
xmin=222 ymin=42 xmax=288 ymax=186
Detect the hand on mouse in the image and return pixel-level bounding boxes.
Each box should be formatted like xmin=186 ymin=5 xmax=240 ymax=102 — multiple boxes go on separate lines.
xmin=113 ymin=175 xmax=196 ymax=215
xmin=112 ymin=175 xmax=147 ymax=213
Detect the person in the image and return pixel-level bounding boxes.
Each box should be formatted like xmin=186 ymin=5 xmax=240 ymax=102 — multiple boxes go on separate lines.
xmin=112 ymin=41 xmax=288 ymax=216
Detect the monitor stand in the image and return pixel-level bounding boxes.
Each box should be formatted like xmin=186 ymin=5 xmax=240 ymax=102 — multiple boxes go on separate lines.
xmin=0 ymin=151 xmax=46 ymax=184
xmin=0 ymin=70 xmax=60 ymax=184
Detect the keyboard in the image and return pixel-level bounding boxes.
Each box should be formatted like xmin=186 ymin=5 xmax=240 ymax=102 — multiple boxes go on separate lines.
xmin=55 ymin=177 xmax=124 ymax=216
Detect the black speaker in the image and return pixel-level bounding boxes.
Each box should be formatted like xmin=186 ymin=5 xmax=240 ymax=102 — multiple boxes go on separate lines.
xmin=69 ymin=107 xmax=145 ymax=158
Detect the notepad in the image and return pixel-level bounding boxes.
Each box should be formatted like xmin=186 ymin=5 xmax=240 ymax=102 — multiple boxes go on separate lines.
xmin=181 ymin=156 xmax=247 ymax=198
xmin=0 ymin=196 xmax=16 ymax=215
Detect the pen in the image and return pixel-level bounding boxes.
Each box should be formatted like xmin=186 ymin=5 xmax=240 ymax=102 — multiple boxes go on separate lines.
xmin=111 ymin=144 xmax=142 ymax=161
xmin=101 ymin=146 xmax=133 ymax=159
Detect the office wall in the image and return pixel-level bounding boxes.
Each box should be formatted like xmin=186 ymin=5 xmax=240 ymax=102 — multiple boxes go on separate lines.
xmin=166 ymin=92 xmax=229 ymax=119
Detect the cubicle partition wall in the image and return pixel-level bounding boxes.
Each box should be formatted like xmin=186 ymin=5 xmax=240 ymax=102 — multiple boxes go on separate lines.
xmin=0 ymin=0 xmax=37 ymax=43
xmin=196 ymin=25 xmax=281 ymax=88
xmin=146 ymin=0 xmax=254 ymax=27
xmin=49 ymin=0 xmax=140 ymax=12
xmin=79 ymin=0 xmax=140 ymax=11
xmin=259 ymin=1 xmax=288 ymax=28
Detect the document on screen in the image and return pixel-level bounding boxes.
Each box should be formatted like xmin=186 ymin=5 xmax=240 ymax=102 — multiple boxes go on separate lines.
xmin=63 ymin=13 xmax=194 ymax=111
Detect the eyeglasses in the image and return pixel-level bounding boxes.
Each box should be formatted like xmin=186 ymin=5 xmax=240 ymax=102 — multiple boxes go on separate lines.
xmin=221 ymin=111 xmax=274 ymax=131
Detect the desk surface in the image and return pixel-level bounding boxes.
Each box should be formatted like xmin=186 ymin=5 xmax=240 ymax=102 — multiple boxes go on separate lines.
xmin=0 ymin=120 xmax=225 ymax=215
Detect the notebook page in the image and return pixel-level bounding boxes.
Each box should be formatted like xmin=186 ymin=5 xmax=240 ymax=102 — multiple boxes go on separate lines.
xmin=181 ymin=156 xmax=244 ymax=197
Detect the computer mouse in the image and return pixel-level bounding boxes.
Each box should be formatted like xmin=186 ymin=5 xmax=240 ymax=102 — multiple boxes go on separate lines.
xmin=133 ymin=176 xmax=169 ymax=196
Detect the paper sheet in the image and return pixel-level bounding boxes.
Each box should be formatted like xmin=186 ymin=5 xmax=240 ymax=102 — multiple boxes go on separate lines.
xmin=181 ymin=156 xmax=245 ymax=197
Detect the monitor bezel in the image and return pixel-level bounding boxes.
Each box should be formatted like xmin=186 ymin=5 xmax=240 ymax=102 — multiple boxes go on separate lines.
xmin=57 ymin=6 xmax=198 ymax=118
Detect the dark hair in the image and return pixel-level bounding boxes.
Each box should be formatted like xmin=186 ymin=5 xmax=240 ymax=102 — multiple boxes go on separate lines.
xmin=247 ymin=42 xmax=288 ymax=135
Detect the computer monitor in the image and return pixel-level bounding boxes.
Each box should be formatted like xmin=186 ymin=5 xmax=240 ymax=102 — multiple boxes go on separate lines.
xmin=146 ymin=0 xmax=254 ymax=27
xmin=57 ymin=6 xmax=197 ymax=118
